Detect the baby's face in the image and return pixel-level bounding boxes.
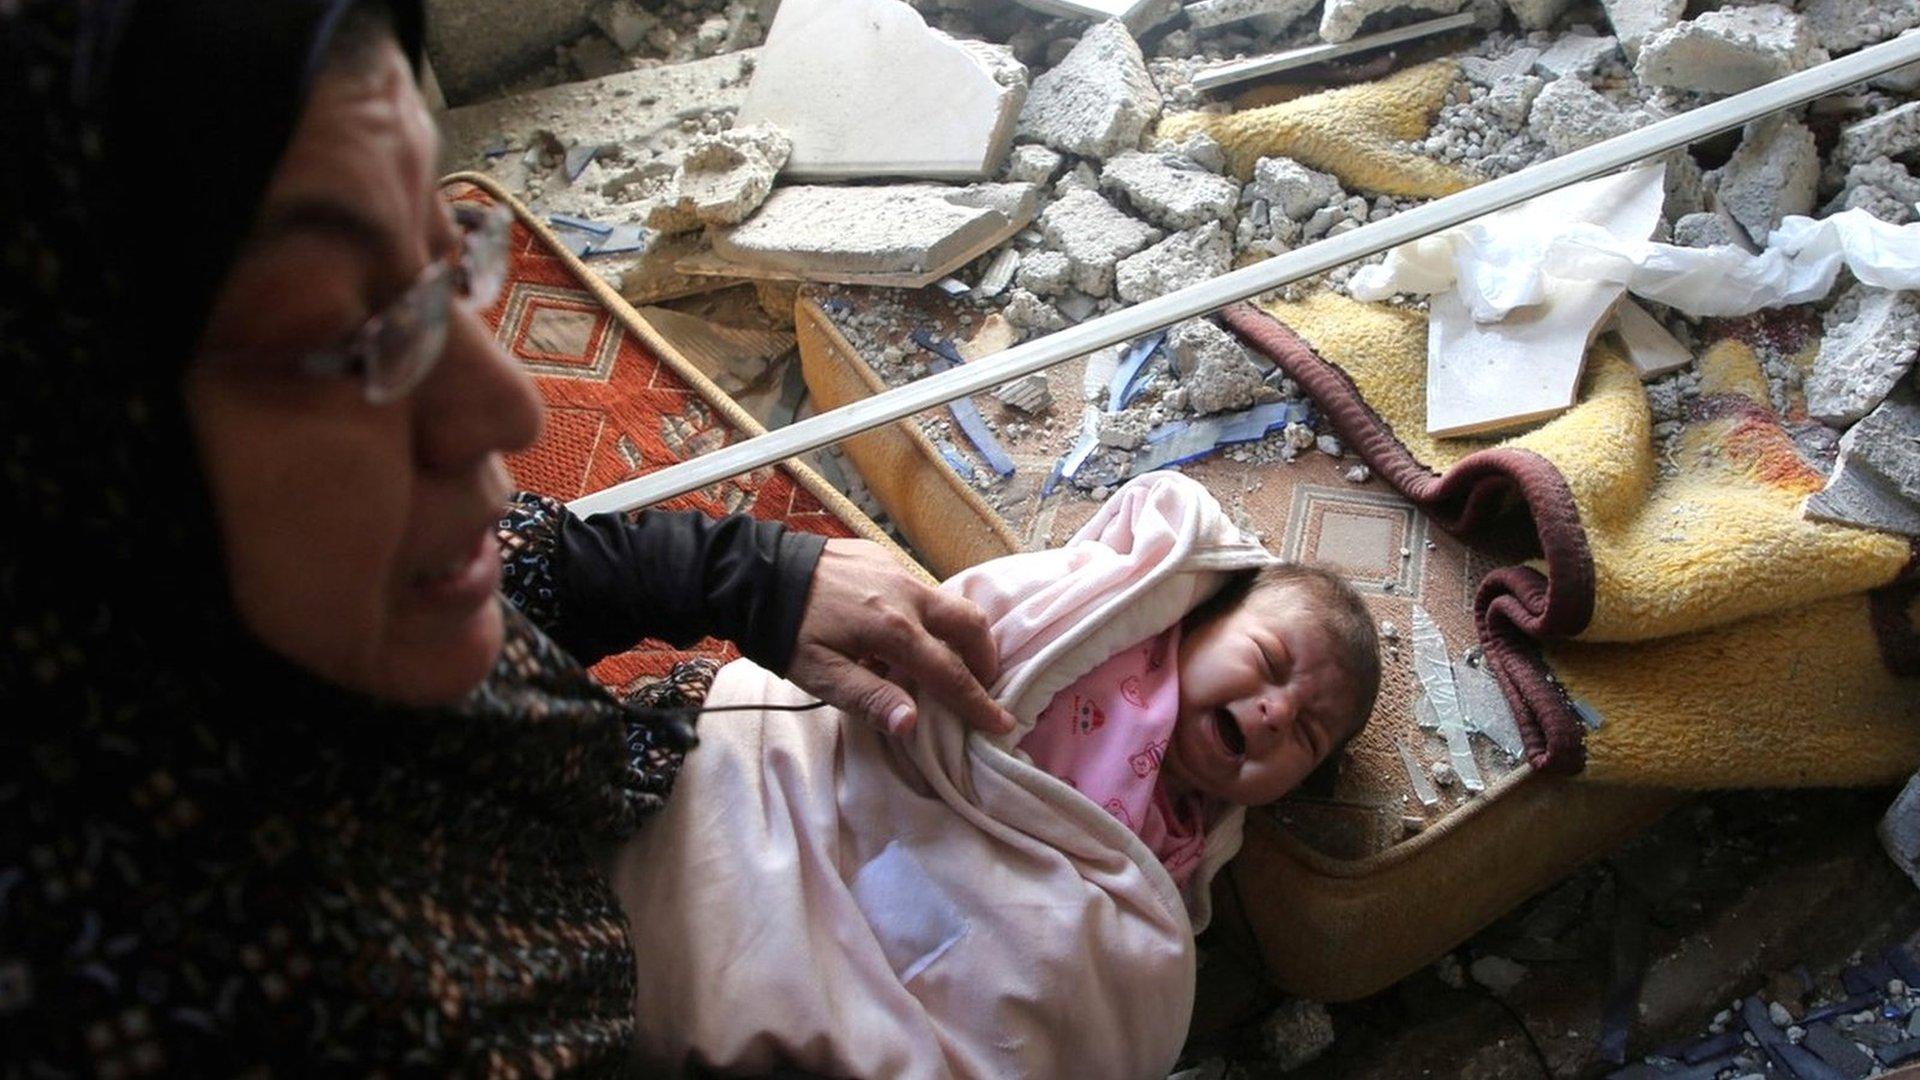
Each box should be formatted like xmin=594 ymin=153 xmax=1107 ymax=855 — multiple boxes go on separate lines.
xmin=1167 ymin=589 xmax=1360 ymax=806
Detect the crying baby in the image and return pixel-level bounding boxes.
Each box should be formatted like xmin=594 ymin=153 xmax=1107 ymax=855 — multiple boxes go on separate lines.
xmin=1016 ymin=563 xmax=1381 ymax=891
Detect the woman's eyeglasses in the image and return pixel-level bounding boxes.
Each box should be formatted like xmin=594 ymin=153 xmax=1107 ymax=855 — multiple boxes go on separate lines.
xmin=296 ymin=202 xmax=511 ymax=404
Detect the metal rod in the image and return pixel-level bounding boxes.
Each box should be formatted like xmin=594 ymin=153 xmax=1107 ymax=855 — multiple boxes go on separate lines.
xmin=570 ymin=32 xmax=1920 ymax=519
xmin=1192 ymin=12 xmax=1479 ymax=93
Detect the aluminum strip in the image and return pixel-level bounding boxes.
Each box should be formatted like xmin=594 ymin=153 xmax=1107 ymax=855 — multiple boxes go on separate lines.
xmin=570 ymin=33 xmax=1920 ymax=518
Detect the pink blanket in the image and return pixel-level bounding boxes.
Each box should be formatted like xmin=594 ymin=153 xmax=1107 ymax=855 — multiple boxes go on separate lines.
xmin=609 ymin=473 xmax=1276 ymax=1078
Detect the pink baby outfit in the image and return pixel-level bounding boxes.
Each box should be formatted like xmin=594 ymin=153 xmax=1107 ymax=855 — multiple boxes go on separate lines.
xmin=1018 ymin=626 xmax=1211 ymax=891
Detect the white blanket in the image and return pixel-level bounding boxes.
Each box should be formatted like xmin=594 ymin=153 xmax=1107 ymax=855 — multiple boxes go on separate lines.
xmin=609 ymin=473 xmax=1275 ymax=1078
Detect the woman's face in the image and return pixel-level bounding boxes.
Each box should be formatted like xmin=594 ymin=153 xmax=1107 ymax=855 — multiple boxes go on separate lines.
xmin=185 ymin=37 xmax=542 ymax=706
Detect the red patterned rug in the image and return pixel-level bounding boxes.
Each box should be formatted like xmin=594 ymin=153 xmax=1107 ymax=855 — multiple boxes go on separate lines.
xmin=442 ymin=176 xmax=867 ymax=694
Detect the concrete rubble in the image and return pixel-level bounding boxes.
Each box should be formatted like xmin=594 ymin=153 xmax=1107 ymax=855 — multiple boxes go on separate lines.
xmin=1601 ymin=0 xmax=1685 ymax=61
xmin=1840 ymin=388 xmax=1920 ymax=507
xmin=1528 ymin=75 xmax=1643 ymax=156
xmin=1319 ymin=0 xmax=1467 ymax=44
xmin=647 ymin=124 xmax=790 ymax=233
xmin=1116 ymin=221 xmax=1232 ymax=303
xmin=1834 ymin=102 xmax=1920 ymax=175
xmin=1803 ymin=0 xmax=1920 ymax=54
xmin=1708 ymin=115 xmax=1818 ymax=245
xmin=1806 ymin=284 xmax=1920 ymax=426
xmin=1037 ymin=188 xmax=1164 ymax=296
xmin=736 ymin=0 xmax=1028 ymax=180
xmin=1184 ymin=0 xmax=1317 ymax=31
xmin=1534 ymin=31 xmax=1618 ymax=79
xmin=1004 ymin=144 xmax=1065 ymax=186
xmin=1634 ymin=4 xmax=1825 ymax=96
xmin=1504 ymin=0 xmax=1572 ymax=33
xmin=696 ymin=183 xmax=1040 ymax=286
xmin=1169 ymin=318 xmax=1271 ymax=414
xmin=1827 ymin=159 xmax=1920 ymax=226
xmin=1258 ymin=999 xmax=1336 ymax=1072
xmin=1017 ymin=20 xmax=1162 ymax=160
xmin=1099 ymin=151 xmax=1239 ymax=230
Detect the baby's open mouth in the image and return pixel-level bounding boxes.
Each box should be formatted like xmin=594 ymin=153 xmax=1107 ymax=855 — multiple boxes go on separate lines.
xmin=1215 ymin=708 xmax=1246 ymax=757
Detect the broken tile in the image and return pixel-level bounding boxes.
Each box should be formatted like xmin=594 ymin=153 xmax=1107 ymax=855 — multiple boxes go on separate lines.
xmin=994 ymin=374 xmax=1054 ymax=415
xmin=1601 ymin=0 xmax=1684 ymax=61
xmin=1319 ymin=0 xmax=1466 ymax=43
xmin=737 ymin=0 xmax=1026 ymax=181
xmin=974 ymin=247 xmax=1022 ymax=299
xmin=685 ymin=182 xmax=1039 ymax=288
xmin=1803 ymin=0 xmax=1920 ymax=55
xmin=1424 ymin=165 xmax=1664 ymax=437
xmin=1100 ymin=151 xmax=1239 ymax=230
xmin=1036 ymin=189 xmax=1162 ymax=297
xmin=1607 ymin=300 xmax=1693 ymax=380
xmin=1710 ymin=115 xmax=1818 ymax=245
xmin=1412 ymin=606 xmax=1484 ymax=793
xmin=1635 ymin=5 xmax=1825 ymax=96
xmin=1804 ymin=449 xmax=1920 ymax=538
xmin=1016 ymin=20 xmax=1162 ymax=160
xmin=1807 ymin=285 xmax=1920 ymax=426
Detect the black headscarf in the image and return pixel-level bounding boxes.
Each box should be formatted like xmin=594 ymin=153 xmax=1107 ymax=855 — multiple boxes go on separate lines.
xmin=1 ymin=2 xmax=678 ymax=1069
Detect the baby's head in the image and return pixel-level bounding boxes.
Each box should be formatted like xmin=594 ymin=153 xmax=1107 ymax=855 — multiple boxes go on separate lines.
xmin=1165 ymin=564 xmax=1380 ymax=807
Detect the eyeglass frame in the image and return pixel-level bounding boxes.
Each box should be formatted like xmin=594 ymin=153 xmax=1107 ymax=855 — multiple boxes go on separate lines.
xmin=197 ymin=201 xmax=512 ymax=405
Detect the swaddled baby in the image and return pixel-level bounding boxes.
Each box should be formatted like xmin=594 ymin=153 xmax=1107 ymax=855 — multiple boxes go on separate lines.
xmin=1018 ymin=562 xmax=1380 ymax=892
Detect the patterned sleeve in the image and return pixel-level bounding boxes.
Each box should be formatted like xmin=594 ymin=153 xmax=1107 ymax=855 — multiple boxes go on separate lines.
xmin=496 ymin=491 xmax=567 ymax=638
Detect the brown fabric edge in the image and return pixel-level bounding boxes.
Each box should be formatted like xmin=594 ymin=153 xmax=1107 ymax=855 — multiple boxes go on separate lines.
xmin=1220 ymin=301 xmax=1595 ymax=773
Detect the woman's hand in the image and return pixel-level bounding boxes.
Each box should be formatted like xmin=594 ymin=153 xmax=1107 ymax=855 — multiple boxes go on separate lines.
xmin=786 ymin=539 xmax=1014 ymax=736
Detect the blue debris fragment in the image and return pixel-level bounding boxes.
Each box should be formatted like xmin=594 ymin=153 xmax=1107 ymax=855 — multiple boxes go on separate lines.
xmin=1107 ymin=331 xmax=1165 ymax=411
xmin=564 ymin=143 xmax=602 ymax=182
xmin=1678 ymin=1031 xmax=1743 ymax=1065
xmin=1804 ymin=993 xmax=1883 ymax=1025
xmin=1127 ymin=400 xmax=1309 ymax=477
xmin=1887 ymin=945 xmax=1920 ymax=988
xmin=913 ymin=332 xmax=1015 ymax=480
xmin=482 ymin=140 xmax=512 ymax=160
xmin=549 ymin=213 xmax=614 ymax=237
xmin=589 ymin=224 xmax=647 ymax=256
xmin=934 ymin=439 xmax=978 ymax=483
xmin=820 ymin=297 xmax=854 ymax=315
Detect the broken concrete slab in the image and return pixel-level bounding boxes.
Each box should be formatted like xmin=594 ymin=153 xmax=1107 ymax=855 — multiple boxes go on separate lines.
xmin=1017 ymin=20 xmax=1161 ymax=160
xmin=1672 ymin=209 xmax=1749 ymax=250
xmin=1245 ymin=156 xmax=1344 ymax=223
xmin=1607 ymin=300 xmax=1693 ymax=380
xmin=1116 ymin=221 xmax=1232 ymax=303
xmin=440 ymin=50 xmax=757 ymax=182
xmin=736 ymin=0 xmax=1026 ymax=181
xmin=618 ymin=231 xmax=740 ymax=306
xmin=1804 ymin=448 xmax=1920 ymax=537
xmin=1460 ymin=46 xmax=1541 ymax=86
xmin=1804 ymin=0 xmax=1920 ymax=55
xmin=1037 ymin=188 xmax=1164 ymax=296
xmin=1601 ymin=0 xmax=1685 ymax=61
xmin=1635 ymin=5 xmax=1825 ymax=96
xmin=1534 ymin=32 xmax=1620 ymax=79
xmin=1843 ymin=387 xmax=1920 ymax=506
xmin=684 ymin=183 xmax=1039 ymax=288
xmin=1100 ymin=151 xmax=1240 ymax=230
xmin=1170 ymin=318 xmax=1268 ymax=414
xmin=1184 ymin=0 xmax=1317 ymax=31
xmin=1484 ymin=73 xmax=1544 ymax=130
xmin=647 ymin=124 xmax=791 ymax=234
xmin=1710 ymin=115 xmax=1818 ymax=245
xmin=1015 ymin=249 xmax=1074 ymax=297
xmin=1827 ymin=159 xmax=1920 ymax=226
xmin=1807 ymin=284 xmax=1920 ymax=426
xmin=1319 ymin=0 xmax=1466 ymax=43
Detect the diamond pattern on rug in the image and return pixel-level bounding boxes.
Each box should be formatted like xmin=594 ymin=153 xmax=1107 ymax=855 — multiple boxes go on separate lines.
xmin=444 ymin=181 xmax=861 ymax=696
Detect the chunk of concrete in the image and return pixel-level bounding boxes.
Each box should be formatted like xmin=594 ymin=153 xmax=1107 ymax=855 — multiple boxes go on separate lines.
xmin=425 ymin=0 xmax=595 ymax=104
xmin=1806 ymin=285 xmax=1920 ymax=426
xmin=1504 ymin=0 xmax=1572 ymax=32
xmin=1259 ymin=1000 xmax=1336 ymax=1073
xmin=736 ymin=0 xmax=1027 ymax=181
xmin=1015 ymin=248 xmax=1074 ymax=296
xmin=1835 ymin=103 xmax=1920 ymax=173
xmin=1319 ymin=0 xmax=1467 ymax=44
xmin=1528 ymin=76 xmax=1642 ymax=156
xmin=1709 ymin=115 xmax=1818 ymax=245
xmin=1534 ymin=32 xmax=1619 ymax=78
xmin=687 ymin=183 xmax=1040 ymax=287
xmin=1170 ymin=318 xmax=1267 ymax=414
xmin=1600 ymin=0 xmax=1684 ymax=61
xmin=1634 ymin=5 xmax=1824 ymax=96
xmin=1827 ymin=159 xmax=1920 ymax=226
xmin=1805 ymin=448 xmax=1920 ymax=537
xmin=593 ymin=0 xmax=660 ymax=52
xmin=1017 ymin=20 xmax=1162 ymax=160
xmin=1672 ymin=210 xmax=1747 ymax=249
xmin=1844 ymin=387 xmax=1920 ymax=506
xmin=1803 ymin=0 xmax=1920 ymax=55
xmin=1185 ymin=0 xmax=1317 ymax=31
xmin=1004 ymin=144 xmax=1065 ymax=185
xmin=1486 ymin=73 xmax=1544 ymax=129
xmin=1007 ymin=0 xmax=1179 ymax=33
xmin=1460 ymin=46 xmax=1542 ymax=86
xmin=1245 ymin=156 xmax=1344 ymax=222
xmin=647 ymin=125 xmax=792 ymax=234
xmin=1116 ymin=221 xmax=1232 ymax=303
xmin=1100 ymin=151 xmax=1240 ymax=230
xmin=1037 ymin=189 xmax=1164 ymax=296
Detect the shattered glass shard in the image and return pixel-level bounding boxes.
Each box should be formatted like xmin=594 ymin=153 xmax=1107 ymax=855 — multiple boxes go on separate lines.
xmin=1398 ymin=740 xmax=1441 ymax=808
xmin=1412 ymin=606 xmax=1485 ymax=793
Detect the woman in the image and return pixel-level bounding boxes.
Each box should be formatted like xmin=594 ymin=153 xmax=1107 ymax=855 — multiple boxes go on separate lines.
xmin=0 ymin=1 xmax=1008 ymax=1071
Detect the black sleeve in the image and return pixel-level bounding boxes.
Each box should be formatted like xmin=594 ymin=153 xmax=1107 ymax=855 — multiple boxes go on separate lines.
xmin=553 ymin=507 xmax=828 ymax=672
